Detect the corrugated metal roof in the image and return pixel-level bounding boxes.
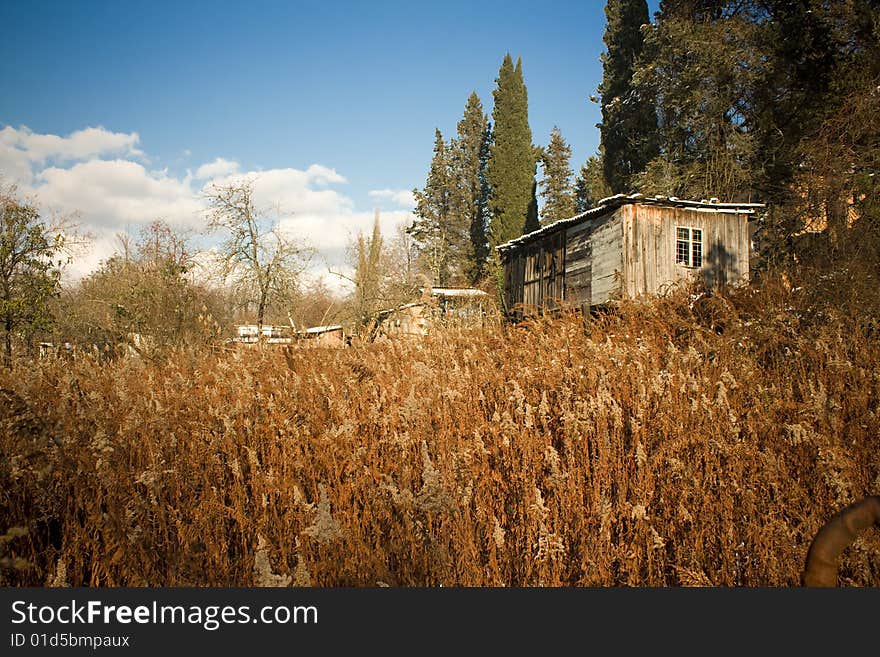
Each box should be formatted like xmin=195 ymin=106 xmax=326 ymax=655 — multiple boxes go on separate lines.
xmin=495 ymin=194 xmax=765 ymax=253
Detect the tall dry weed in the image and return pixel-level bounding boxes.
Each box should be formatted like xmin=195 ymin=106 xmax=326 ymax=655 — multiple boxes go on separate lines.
xmin=1 ymin=272 xmax=878 ymax=586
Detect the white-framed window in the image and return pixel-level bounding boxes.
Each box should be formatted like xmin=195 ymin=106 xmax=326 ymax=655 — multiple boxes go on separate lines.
xmin=676 ymin=227 xmax=703 ymax=268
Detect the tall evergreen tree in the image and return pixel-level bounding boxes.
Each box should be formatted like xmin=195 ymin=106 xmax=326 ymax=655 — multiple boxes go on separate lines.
xmin=471 ymin=121 xmax=493 ymax=281
xmin=749 ymin=0 xmax=880 ymax=260
xmin=487 ymin=54 xmax=537 ymax=250
xmin=633 ymin=2 xmax=761 ymax=202
xmin=636 ymin=0 xmax=880 ymax=263
xmin=449 ymin=92 xmax=492 ymax=284
xmin=410 ymin=129 xmax=453 ymax=285
xmin=526 ymin=176 xmax=540 ymax=234
xmin=598 ymin=0 xmax=659 ymax=194
xmin=574 ymin=153 xmax=612 ymax=212
xmin=539 ymin=126 xmax=576 ymax=224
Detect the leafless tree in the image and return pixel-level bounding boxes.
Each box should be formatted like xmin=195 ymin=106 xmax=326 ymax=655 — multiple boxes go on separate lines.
xmin=204 ymin=178 xmax=312 ymax=339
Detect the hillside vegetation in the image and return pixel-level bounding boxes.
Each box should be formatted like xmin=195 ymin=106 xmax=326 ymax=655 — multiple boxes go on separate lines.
xmin=2 ymin=261 xmax=879 ymax=586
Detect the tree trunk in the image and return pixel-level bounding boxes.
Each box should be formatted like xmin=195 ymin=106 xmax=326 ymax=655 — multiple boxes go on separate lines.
xmin=825 ymin=186 xmax=849 ymax=251
xmin=3 ymin=319 xmax=12 ymax=369
xmin=257 ymin=296 xmax=266 ymax=344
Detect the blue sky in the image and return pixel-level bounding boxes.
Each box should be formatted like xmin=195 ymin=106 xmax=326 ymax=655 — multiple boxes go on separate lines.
xmin=0 ymin=0 xmax=660 ymax=287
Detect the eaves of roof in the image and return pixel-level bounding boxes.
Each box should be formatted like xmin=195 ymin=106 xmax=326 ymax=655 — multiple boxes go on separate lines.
xmin=495 ymin=193 xmax=765 ymax=253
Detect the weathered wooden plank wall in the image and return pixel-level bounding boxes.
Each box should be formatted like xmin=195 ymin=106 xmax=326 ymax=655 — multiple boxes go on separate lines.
xmin=543 ymin=232 xmax=565 ymax=308
xmin=507 ymin=232 xmax=566 ymax=313
xmin=565 ymin=219 xmax=592 ymax=306
xmin=590 ymin=210 xmax=624 ymax=306
xmin=621 ymin=205 xmax=749 ymax=298
xmin=523 ymin=244 xmax=540 ymax=308
xmin=503 ymin=250 xmax=525 ymax=312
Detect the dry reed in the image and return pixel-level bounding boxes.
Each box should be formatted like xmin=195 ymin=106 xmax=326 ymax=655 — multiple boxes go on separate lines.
xmin=1 ymin=272 xmax=878 ymax=586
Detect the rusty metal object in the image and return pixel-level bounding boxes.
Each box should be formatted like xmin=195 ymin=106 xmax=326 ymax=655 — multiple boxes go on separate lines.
xmin=802 ymin=496 xmax=880 ymax=586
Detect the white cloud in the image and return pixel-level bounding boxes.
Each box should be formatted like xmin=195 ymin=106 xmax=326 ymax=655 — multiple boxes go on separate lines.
xmin=1 ymin=125 xmax=413 ymax=295
xmin=304 ymin=164 xmax=347 ymax=186
xmin=368 ymin=188 xmax=415 ymax=208
xmin=195 ymin=157 xmax=239 ymax=180
xmin=0 ymin=125 xmax=142 ymax=163
xmin=0 ymin=138 xmax=34 ymax=185
xmin=36 ymin=159 xmax=203 ymax=230
xmin=62 ymin=234 xmax=121 ymax=282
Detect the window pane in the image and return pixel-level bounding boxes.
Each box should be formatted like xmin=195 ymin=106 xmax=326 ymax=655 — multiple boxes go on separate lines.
xmin=676 ymin=239 xmax=689 ymax=265
xmin=677 ymin=227 xmax=689 ymax=241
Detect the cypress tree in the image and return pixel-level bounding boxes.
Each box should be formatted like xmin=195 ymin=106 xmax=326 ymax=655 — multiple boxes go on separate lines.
xmin=354 ymin=210 xmax=384 ymax=328
xmin=598 ymin=0 xmax=659 ymax=194
xmin=472 ymin=122 xmax=492 ymax=281
xmin=539 ymin=126 xmax=576 ymax=224
xmin=526 ymin=177 xmax=540 ymax=233
xmin=487 ymin=54 xmax=537 ymax=250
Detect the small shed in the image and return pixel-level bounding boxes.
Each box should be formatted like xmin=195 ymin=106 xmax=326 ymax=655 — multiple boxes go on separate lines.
xmin=497 ymin=194 xmax=764 ymax=315
xmin=373 ymin=287 xmax=492 ymax=338
xmin=297 ymin=324 xmax=345 ymax=348
xmin=375 ymin=302 xmax=430 ymax=338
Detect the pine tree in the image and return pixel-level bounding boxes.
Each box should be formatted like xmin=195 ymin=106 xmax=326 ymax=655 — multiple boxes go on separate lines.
xmin=410 ymin=129 xmax=453 ymax=285
xmin=449 ymin=92 xmax=492 ymax=284
xmin=539 ymin=127 xmax=576 ymax=224
xmin=487 ymin=54 xmax=537 ymax=250
xmin=574 ymin=153 xmax=612 ymax=212
xmin=598 ymin=0 xmax=659 ymax=194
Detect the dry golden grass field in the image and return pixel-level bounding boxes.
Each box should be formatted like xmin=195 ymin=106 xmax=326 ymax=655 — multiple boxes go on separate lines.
xmin=2 ymin=271 xmax=879 ymax=586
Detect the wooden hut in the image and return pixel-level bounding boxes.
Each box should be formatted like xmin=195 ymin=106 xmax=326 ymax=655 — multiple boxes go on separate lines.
xmin=373 ymin=287 xmax=492 ymax=338
xmin=497 ymin=194 xmax=764 ymax=315
xmin=298 ymin=324 xmax=345 ymax=347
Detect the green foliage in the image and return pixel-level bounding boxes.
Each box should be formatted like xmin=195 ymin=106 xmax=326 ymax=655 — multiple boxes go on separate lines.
xmin=598 ymin=0 xmax=659 ymax=194
xmin=411 ymin=129 xmax=455 ymax=285
xmin=487 ymin=54 xmax=537 ymax=250
xmin=0 ymin=187 xmax=63 ymax=367
xmin=574 ymin=152 xmax=612 ymax=212
xmin=633 ymin=9 xmax=761 ymax=202
xmin=58 ymin=220 xmax=227 ymax=354
xmin=749 ymin=0 xmax=880 ymax=262
xmin=526 ymin=177 xmax=539 ymax=234
xmin=539 ymin=127 xmax=576 ymax=224
xmin=635 ymin=0 xmax=880 ymax=264
xmin=451 ymin=92 xmax=492 ymax=284
xmin=411 ymin=95 xmax=494 ymax=286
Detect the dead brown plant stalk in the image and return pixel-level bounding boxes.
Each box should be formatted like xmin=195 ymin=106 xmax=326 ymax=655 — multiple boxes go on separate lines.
xmin=1 ymin=271 xmax=878 ymax=587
